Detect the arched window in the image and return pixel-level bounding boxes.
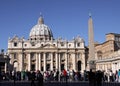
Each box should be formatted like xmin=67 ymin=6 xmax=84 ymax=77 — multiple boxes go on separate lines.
xmin=97 ymin=51 xmax=102 ymax=60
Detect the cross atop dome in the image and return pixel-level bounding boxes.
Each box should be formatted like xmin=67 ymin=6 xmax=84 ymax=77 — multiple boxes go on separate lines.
xmin=89 ymin=11 xmax=92 ymax=18
xmin=89 ymin=12 xmax=92 ymax=18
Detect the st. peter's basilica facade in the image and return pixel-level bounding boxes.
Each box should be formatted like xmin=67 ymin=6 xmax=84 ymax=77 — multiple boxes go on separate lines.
xmin=8 ymin=16 xmax=86 ymax=72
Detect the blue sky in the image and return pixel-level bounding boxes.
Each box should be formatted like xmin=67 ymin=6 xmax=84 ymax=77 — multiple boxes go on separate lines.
xmin=0 ymin=0 xmax=120 ymax=51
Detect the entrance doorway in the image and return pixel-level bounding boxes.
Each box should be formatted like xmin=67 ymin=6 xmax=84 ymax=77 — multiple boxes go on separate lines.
xmin=61 ymin=64 xmax=64 ymax=71
xmin=31 ymin=64 xmax=35 ymax=71
xmin=46 ymin=64 xmax=50 ymax=71
xmin=78 ymin=61 xmax=81 ymax=71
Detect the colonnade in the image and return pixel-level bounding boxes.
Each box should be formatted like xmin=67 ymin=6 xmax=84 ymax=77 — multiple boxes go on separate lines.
xmin=25 ymin=52 xmax=77 ymax=72
xmin=96 ymin=61 xmax=120 ymax=73
xmin=12 ymin=52 xmax=85 ymax=73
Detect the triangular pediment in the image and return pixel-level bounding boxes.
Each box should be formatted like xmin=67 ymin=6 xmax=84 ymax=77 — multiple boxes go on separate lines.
xmin=10 ymin=36 xmax=19 ymax=42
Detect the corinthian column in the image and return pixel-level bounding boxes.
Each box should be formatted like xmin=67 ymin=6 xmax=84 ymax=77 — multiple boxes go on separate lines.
xmin=39 ymin=53 xmax=41 ymax=71
xmin=58 ymin=53 xmax=61 ymax=72
xmin=44 ymin=53 xmax=46 ymax=72
xmin=28 ymin=53 xmax=31 ymax=71
xmin=36 ymin=53 xmax=39 ymax=71
xmin=65 ymin=53 xmax=68 ymax=70
xmin=51 ymin=53 xmax=53 ymax=71
xmin=72 ymin=53 xmax=76 ymax=71
xmin=20 ymin=53 xmax=23 ymax=71
xmin=56 ymin=53 xmax=58 ymax=70
xmin=81 ymin=52 xmax=85 ymax=72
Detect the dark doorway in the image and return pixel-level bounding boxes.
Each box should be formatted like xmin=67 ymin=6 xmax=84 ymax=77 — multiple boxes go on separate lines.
xmin=46 ymin=64 xmax=50 ymax=71
xmin=41 ymin=66 xmax=43 ymax=71
xmin=31 ymin=64 xmax=35 ymax=71
xmin=78 ymin=61 xmax=81 ymax=71
xmin=61 ymin=64 xmax=64 ymax=71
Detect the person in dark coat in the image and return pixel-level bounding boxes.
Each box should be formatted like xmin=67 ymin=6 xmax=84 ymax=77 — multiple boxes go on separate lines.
xmin=30 ymin=71 xmax=36 ymax=86
xmin=88 ymin=69 xmax=96 ymax=86
xmin=55 ymin=69 xmax=59 ymax=81
xmin=96 ymin=70 xmax=103 ymax=86
xmin=36 ymin=70 xmax=43 ymax=86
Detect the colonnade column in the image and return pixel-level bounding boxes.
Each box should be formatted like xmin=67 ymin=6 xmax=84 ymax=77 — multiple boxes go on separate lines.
xmin=36 ymin=53 xmax=39 ymax=71
xmin=72 ymin=53 xmax=76 ymax=71
xmin=39 ymin=53 xmax=41 ymax=71
xmin=19 ymin=53 xmax=23 ymax=71
xmin=51 ymin=53 xmax=53 ymax=71
xmin=56 ymin=53 xmax=58 ymax=70
xmin=82 ymin=53 xmax=85 ymax=72
xmin=44 ymin=53 xmax=46 ymax=72
xmin=65 ymin=53 xmax=68 ymax=70
xmin=58 ymin=53 xmax=61 ymax=72
xmin=28 ymin=53 xmax=31 ymax=71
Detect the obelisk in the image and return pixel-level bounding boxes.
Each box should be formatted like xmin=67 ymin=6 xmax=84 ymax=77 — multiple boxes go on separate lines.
xmin=88 ymin=13 xmax=96 ymax=70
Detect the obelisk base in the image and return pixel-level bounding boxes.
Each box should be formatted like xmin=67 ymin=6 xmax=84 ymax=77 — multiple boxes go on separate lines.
xmin=87 ymin=60 xmax=96 ymax=71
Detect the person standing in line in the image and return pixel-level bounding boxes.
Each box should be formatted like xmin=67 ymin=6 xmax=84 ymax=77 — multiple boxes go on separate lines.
xmin=109 ymin=70 xmax=113 ymax=82
xmin=63 ymin=69 xmax=67 ymax=82
xmin=118 ymin=69 xmax=120 ymax=82
xmin=55 ymin=69 xmax=59 ymax=81
xmin=88 ymin=69 xmax=96 ymax=86
xmin=96 ymin=70 xmax=103 ymax=86
xmin=36 ymin=70 xmax=43 ymax=86
xmin=115 ymin=70 xmax=118 ymax=82
xmin=30 ymin=71 xmax=36 ymax=86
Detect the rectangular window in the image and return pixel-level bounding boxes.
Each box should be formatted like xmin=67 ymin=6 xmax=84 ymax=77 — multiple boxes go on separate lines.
xmin=14 ymin=42 xmax=17 ymax=47
xmin=77 ymin=43 xmax=80 ymax=47
xmin=61 ymin=42 xmax=64 ymax=46
xmin=31 ymin=42 xmax=35 ymax=46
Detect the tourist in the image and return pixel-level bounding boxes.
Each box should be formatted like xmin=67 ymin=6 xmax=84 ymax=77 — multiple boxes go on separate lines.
xmin=96 ymin=70 xmax=103 ymax=86
xmin=118 ymin=69 xmax=120 ymax=82
xmin=88 ymin=69 xmax=96 ymax=86
xmin=36 ymin=70 xmax=43 ymax=86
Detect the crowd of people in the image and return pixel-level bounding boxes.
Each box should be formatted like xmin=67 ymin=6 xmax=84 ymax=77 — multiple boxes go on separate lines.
xmin=0 ymin=69 xmax=120 ymax=84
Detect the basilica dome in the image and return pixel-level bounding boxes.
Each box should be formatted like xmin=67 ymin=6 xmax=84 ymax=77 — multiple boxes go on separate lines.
xmin=29 ymin=16 xmax=53 ymax=41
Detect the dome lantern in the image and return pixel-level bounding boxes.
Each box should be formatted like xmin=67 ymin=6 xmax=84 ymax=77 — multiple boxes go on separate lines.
xmin=38 ymin=15 xmax=44 ymax=24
